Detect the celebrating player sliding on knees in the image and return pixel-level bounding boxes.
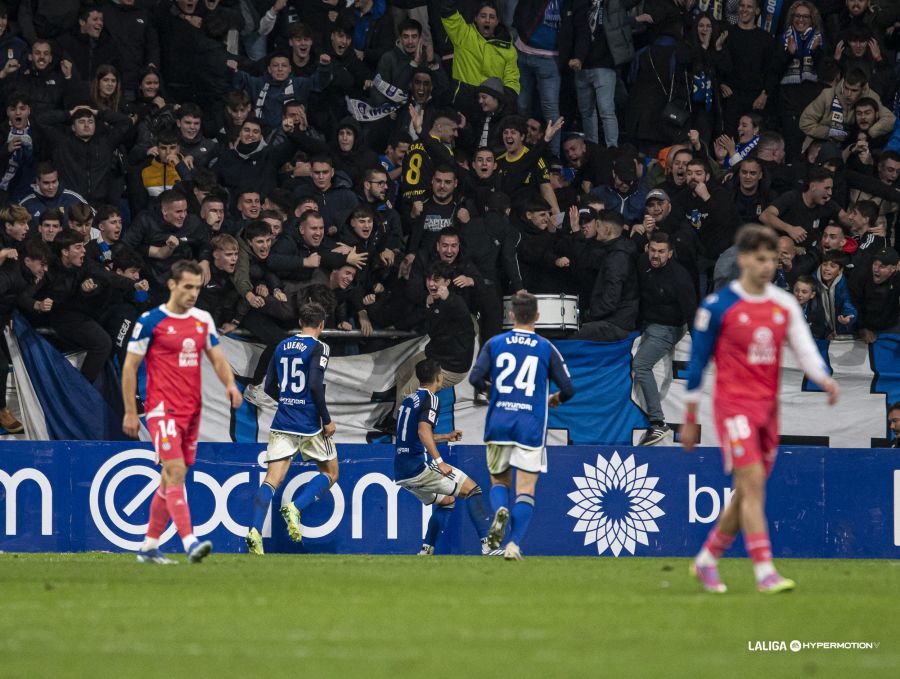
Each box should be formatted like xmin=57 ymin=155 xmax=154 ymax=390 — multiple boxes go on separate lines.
xmin=123 ymin=260 xmax=243 ymax=565
xmin=682 ymin=224 xmax=839 ymax=594
xmin=393 ymin=358 xmax=497 ymax=556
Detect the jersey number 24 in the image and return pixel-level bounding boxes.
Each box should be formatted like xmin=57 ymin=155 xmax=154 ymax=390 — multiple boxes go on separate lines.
xmin=495 ymin=353 xmax=538 ymax=397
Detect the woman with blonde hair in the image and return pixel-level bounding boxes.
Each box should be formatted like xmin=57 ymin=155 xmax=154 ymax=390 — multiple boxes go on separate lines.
xmin=772 ymin=0 xmax=826 ymax=157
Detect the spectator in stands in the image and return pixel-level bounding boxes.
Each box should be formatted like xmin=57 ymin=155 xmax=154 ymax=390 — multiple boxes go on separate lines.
xmin=888 ymin=402 xmax=900 ymax=448
xmin=852 ymin=247 xmax=900 ymax=343
xmin=1 ymin=202 xmax=30 ymax=253
xmin=102 ymin=0 xmax=161 ymax=98
xmin=35 ymin=105 xmax=132 ymax=206
xmin=5 ymin=40 xmax=66 ymax=117
xmin=799 ymin=69 xmax=894 ymax=151
xmin=0 ymin=94 xmax=41 ymax=203
xmin=592 ymin=156 xmax=646 ymax=226
xmin=290 ymin=154 xmax=359 ymax=234
xmin=573 ymin=210 xmax=638 ymax=341
xmin=731 ymin=157 xmax=773 ymax=224
xmin=57 ymin=5 xmax=121 ymax=85
xmin=813 ymin=251 xmax=858 ymax=336
xmin=793 ymin=274 xmax=830 ymax=339
xmin=19 ymin=161 xmax=87 ymax=229
xmin=34 ymin=209 xmax=63 ymax=244
xmin=197 ymin=232 xmax=240 ymax=331
xmin=122 ymin=189 xmax=211 ymax=297
xmin=23 ymin=229 xmax=111 ymax=383
xmin=392 ymin=260 xmax=476 ymax=417
xmin=234 ymin=219 xmax=294 ymax=385
xmin=678 ymin=157 xmax=739 ymax=271
xmin=140 ymin=129 xmax=192 ymax=200
xmin=439 ymin=0 xmax=519 ymax=116
xmin=720 ymin=0 xmax=772 ymax=134
xmin=633 ymin=231 xmax=696 ymax=445
xmin=760 ymin=166 xmax=852 ymax=249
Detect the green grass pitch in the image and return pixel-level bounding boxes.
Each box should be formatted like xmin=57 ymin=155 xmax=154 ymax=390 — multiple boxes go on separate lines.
xmin=0 ymin=554 xmax=896 ymax=678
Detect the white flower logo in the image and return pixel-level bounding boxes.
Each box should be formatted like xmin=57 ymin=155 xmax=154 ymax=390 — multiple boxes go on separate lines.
xmin=567 ymin=451 xmax=665 ymax=557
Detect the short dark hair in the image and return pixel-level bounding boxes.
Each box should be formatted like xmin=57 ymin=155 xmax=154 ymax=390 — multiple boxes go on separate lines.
xmin=298 ymin=302 xmax=327 ymax=328
xmin=177 ymin=103 xmax=203 ymax=120
xmin=597 ymin=209 xmax=626 ymax=233
xmin=437 ymin=226 xmax=460 ymax=242
xmin=94 ymin=205 xmax=122 ymax=224
xmin=854 ymin=96 xmax=878 ymax=111
xmin=159 ymin=189 xmax=187 ymax=206
xmin=398 ymin=18 xmax=422 ymax=34
xmin=433 ymin=163 xmax=457 ymax=178
xmin=38 ymin=208 xmax=63 ymax=224
xmin=24 ymin=239 xmax=51 ymax=263
xmin=299 ymin=209 xmax=324 ymax=225
xmin=298 ymin=284 xmax=337 ymax=315
xmin=364 ymin=166 xmax=388 ymax=183
xmin=35 ymin=161 xmax=56 ymax=178
xmin=350 ymin=204 xmax=375 ymax=222
xmin=805 ymin=165 xmax=833 ymax=189
xmin=794 ymin=274 xmax=815 ymax=288
xmin=649 ymin=231 xmax=672 ymax=247
xmin=309 ymin=154 xmax=334 ymax=168
xmin=427 ymin=261 xmax=454 ymax=281
xmin=169 ymin=260 xmax=203 ymax=282
xmin=156 ymin=129 xmax=180 ymax=147
xmin=889 ymin=401 xmax=900 ymax=414
xmin=244 ymin=220 xmax=272 ymax=240
xmin=510 ymin=291 xmax=538 ymax=324
xmin=499 ymin=115 xmax=528 ymax=136
xmin=415 ymin=358 xmax=442 ymax=384
xmin=69 ymin=202 xmax=93 ymax=223
xmin=113 ymin=249 xmax=144 ymax=272
xmin=822 ymin=250 xmax=849 ymax=268
xmin=851 ymin=200 xmax=879 ymax=227
xmin=52 ymin=229 xmax=84 ymax=256
xmin=735 ymin=223 xmax=778 ymax=252
xmin=844 ymin=68 xmax=868 ymax=87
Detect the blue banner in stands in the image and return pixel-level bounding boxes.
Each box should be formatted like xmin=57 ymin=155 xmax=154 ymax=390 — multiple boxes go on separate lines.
xmin=2 ymin=443 xmax=898 ymax=558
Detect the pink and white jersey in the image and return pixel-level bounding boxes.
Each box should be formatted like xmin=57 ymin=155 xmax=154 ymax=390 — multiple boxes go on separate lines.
xmin=686 ymin=282 xmax=830 ymax=407
xmin=127 ymin=305 xmax=219 ymax=417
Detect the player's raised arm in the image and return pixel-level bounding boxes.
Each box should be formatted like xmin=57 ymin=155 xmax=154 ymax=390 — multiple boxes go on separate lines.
xmin=781 ymin=289 xmax=839 ymax=405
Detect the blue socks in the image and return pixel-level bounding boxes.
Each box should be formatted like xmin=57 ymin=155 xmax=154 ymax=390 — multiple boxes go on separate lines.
xmin=251 ymin=482 xmax=275 ymax=533
xmin=293 ymin=473 xmax=331 ymax=512
xmin=490 ymin=484 xmax=509 ymax=515
xmin=465 ymin=487 xmax=491 ymax=540
xmin=424 ymin=504 xmax=453 ymax=547
xmin=508 ymin=494 xmax=535 ymax=546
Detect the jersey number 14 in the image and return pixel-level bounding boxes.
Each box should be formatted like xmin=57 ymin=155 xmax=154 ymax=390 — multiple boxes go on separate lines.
xmin=495 ymin=352 xmax=538 ymax=397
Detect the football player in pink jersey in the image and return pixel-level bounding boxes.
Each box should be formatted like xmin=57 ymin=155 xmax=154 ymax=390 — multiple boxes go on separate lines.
xmin=682 ymin=225 xmax=839 ymax=593
xmin=122 ymin=260 xmax=242 ymax=564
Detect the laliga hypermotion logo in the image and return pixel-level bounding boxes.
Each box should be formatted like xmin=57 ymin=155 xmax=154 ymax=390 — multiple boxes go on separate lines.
xmin=567 ymin=451 xmax=665 ymax=556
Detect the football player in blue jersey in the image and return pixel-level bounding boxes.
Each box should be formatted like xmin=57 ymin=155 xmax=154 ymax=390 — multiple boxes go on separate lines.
xmin=469 ymin=291 xmax=576 ymax=560
xmin=246 ymin=302 xmax=337 ymax=555
xmin=394 ymin=359 xmax=496 ymax=555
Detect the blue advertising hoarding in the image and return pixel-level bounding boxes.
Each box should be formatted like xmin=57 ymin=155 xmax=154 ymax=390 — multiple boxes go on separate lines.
xmin=1 ymin=442 xmax=898 ymax=558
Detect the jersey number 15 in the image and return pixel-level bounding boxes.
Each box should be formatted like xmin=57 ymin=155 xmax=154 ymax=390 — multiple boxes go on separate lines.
xmin=280 ymin=357 xmax=307 ymax=393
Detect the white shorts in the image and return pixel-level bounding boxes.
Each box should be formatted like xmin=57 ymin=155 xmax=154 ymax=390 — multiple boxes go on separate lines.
xmin=265 ymin=430 xmax=337 ymax=464
xmin=396 ymin=463 xmax=469 ymax=505
xmin=486 ymin=443 xmax=547 ymax=474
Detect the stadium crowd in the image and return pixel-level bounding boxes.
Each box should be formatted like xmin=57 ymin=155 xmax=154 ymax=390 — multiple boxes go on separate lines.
xmin=0 ymin=0 xmax=898 ymax=440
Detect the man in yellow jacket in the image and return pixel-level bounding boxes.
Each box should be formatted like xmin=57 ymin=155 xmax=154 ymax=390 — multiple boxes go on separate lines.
xmin=798 ymin=69 xmax=895 ymax=151
xmin=439 ymin=0 xmax=519 ymax=113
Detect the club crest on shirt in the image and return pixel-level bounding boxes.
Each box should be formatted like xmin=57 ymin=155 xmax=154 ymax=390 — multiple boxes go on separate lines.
xmin=772 ymin=308 xmax=786 ymax=325
xmin=748 ymin=327 xmax=775 ymax=365
xmin=179 ymin=337 xmax=199 ymax=367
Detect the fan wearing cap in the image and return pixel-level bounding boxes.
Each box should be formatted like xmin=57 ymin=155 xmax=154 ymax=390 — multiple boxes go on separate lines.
xmin=799 ymin=68 xmax=894 ymax=152
xmin=472 ymin=77 xmax=510 ymax=151
xmin=559 ymin=203 xmax=607 ymax=314
xmin=589 ymin=155 xmax=648 ymax=225
xmin=850 ymin=246 xmax=899 ymax=343
xmin=633 ymin=187 xmax=701 ymax=290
